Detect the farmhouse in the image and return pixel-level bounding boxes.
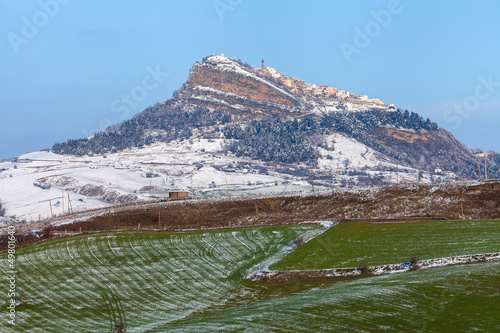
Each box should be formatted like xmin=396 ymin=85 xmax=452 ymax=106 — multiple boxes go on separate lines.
xmin=169 ymin=191 xmax=189 ymax=198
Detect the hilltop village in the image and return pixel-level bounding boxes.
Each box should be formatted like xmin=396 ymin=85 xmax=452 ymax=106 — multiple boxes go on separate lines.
xmin=229 ymin=54 xmax=395 ymax=110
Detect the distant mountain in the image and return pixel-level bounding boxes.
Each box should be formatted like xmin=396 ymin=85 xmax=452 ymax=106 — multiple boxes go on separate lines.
xmin=4 ymin=55 xmax=500 ymax=222
xmin=53 ymin=54 xmax=497 ymax=179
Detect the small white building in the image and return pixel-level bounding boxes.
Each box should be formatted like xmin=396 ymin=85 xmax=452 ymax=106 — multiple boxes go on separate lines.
xmin=336 ymin=90 xmax=350 ymax=99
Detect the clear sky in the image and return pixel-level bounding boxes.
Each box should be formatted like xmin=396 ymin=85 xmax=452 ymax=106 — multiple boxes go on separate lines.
xmin=1 ymin=0 xmax=499 ymax=160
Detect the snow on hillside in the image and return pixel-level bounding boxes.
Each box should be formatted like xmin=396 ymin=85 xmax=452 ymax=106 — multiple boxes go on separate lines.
xmin=0 ymin=132 xmax=452 ymax=224
xmin=308 ymin=100 xmax=387 ymax=116
xmin=18 ymin=151 xmax=65 ymax=161
xmin=316 ymin=133 xmax=389 ymax=170
xmin=0 ymin=140 xmax=314 ymax=223
xmin=0 ymin=165 xmax=109 ymax=223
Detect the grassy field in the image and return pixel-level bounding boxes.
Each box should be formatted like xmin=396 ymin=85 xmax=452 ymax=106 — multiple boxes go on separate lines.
xmin=271 ymin=220 xmax=500 ymax=270
xmin=165 ymin=261 xmax=500 ymax=332
xmin=0 ymin=225 xmax=319 ymax=332
xmin=1 ymin=220 xmax=498 ymax=332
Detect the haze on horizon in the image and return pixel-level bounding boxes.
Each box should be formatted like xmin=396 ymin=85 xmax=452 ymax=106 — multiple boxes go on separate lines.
xmin=1 ymin=0 xmax=499 ymax=160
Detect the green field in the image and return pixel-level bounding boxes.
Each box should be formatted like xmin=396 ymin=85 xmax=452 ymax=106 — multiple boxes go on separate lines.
xmin=1 ymin=220 xmax=499 ymax=332
xmin=271 ymin=220 xmax=500 ymax=270
xmin=0 ymin=225 xmax=319 ymax=332
xmin=167 ymin=261 xmax=500 ymax=332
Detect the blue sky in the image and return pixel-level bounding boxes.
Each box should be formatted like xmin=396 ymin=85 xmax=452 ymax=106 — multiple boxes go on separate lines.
xmin=1 ymin=0 xmax=499 ymax=160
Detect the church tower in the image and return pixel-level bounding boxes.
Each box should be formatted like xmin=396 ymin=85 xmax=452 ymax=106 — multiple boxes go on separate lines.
xmin=261 ymin=59 xmax=265 ymax=70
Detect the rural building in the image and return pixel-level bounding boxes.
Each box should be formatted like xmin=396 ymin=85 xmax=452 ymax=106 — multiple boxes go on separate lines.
xmin=283 ymin=79 xmax=294 ymax=88
xmin=169 ymin=191 xmax=189 ymax=198
xmin=324 ymin=87 xmax=338 ymax=95
xmin=266 ymin=67 xmax=277 ymax=74
xmin=336 ymin=90 xmax=349 ymax=98
xmin=313 ymin=89 xmax=323 ymax=96
xmin=369 ymin=98 xmax=384 ymax=105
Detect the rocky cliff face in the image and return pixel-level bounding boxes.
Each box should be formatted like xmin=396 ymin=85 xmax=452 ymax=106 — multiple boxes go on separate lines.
xmin=188 ymin=57 xmax=300 ymax=106
xmin=173 ymin=55 xmax=305 ymax=119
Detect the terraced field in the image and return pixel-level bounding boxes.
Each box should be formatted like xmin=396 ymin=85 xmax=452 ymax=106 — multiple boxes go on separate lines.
xmin=0 ymin=225 xmax=320 ymax=332
xmin=271 ymin=220 xmax=500 ymax=270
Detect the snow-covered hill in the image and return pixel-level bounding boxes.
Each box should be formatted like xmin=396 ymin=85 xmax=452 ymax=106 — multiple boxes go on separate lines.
xmin=0 ymin=132 xmax=455 ymax=224
xmin=1 ymin=54 xmax=493 ymax=224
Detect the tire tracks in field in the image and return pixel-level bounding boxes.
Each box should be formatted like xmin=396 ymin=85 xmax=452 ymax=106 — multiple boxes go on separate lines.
xmin=1 ymin=225 xmax=322 ymax=331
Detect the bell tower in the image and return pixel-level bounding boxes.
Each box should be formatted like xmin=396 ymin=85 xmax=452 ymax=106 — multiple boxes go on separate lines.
xmin=261 ymin=59 xmax=265 ymax=70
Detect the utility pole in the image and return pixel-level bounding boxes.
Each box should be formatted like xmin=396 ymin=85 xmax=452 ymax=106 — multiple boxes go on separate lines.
xmin=149 ymin=180 xmax=152 ymax=204
xmin=331 ymin=175 xmax=334 ymax=195
xmin=311 ymin=169 xmax=314 ymax=192
xmin=67 ymin=193 xmax=73 ymax=214
xmin=337 ymin=161 xmax=340 ymax=190
xmin=396 ymin=162 xmax=399 ymax=186
xmin=485 ymin=154 xmax=488 ymax=181
xmin=191 ymin=174 xmax=194 ymax=197
xmin=62 ymin=191 xmax=65 ymax=215
xmin=474 ymin=152 xmax=491 ymax=181
xmin=49 ymin=200 xmax=53 ymax=220
xmin=477 ymin=156 xmax=481 ymax=181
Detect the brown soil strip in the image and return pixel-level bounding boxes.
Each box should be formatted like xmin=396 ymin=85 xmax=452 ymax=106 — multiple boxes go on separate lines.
xmin=249 ymin=253 xmax=500 ymax=283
